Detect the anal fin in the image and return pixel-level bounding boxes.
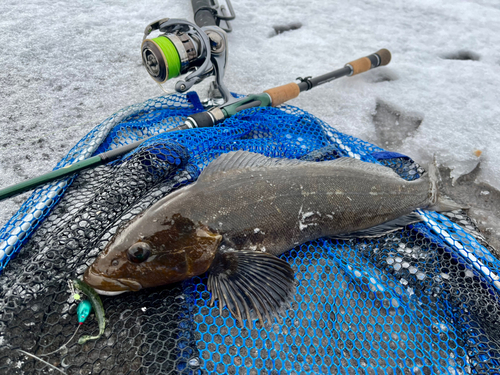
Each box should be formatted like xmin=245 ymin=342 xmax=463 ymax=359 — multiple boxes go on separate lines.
xmin=332 ymin=212 xmax=423 ymax=239
xmin=207 ymin=250 xmax=295 ymax=329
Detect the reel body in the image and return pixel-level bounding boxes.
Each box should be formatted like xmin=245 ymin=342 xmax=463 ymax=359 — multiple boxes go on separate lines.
xmin=142 ymin=18 xmax=234 ymax=104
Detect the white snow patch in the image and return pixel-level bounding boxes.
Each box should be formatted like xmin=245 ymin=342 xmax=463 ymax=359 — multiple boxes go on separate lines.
xmin=1 ymin=0 xmax=500 ymax=229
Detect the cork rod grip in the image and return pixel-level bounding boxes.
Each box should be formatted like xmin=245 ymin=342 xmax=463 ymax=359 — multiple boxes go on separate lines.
xmin=347 ymin=48 xmax=392 ymax=76
xmin=347 ymin=57 xmax=372 ymax=76
xmin=264 ymin=82 xmax=300 ymax=107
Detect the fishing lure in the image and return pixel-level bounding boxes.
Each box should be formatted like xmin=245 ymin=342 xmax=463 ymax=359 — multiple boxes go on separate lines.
xmin=15 ymin=281 xmax=102 ymax=374
xmin=72 ymin=278 xmax=106 ymax=344
xmin=77 ymin=300 xmax=92 ymax=323
xmin=35 ymin=284 xmax=95 ymax=355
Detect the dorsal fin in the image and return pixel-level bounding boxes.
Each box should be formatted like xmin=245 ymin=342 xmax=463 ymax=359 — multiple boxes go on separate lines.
xmin=199 ymin=150 xmax=404 ymax=181
xmin=317 ymin=156 xmax=404 ymax=178
xmin=199 ymin=151 xmax=304 ymax=179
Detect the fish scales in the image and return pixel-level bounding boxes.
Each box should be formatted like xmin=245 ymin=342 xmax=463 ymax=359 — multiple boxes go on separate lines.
xmin=151 ymin=159 xmax=431 ymax=256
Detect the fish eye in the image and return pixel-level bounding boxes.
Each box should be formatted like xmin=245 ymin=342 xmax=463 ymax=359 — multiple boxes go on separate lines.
xmin=127 ymin=242 xmax=152 ymax=263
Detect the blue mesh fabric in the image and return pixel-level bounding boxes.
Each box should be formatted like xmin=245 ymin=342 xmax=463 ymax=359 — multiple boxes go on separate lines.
xmin=1 ymin=93 xmax=500 ymax=374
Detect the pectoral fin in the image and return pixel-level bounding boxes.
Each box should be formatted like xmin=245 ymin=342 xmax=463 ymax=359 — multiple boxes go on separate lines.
xmin=207 ymin=250 xmax=295 ymax=329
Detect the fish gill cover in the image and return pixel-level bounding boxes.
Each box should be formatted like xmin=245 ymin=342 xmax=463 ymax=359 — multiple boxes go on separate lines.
xmin=1 ymin=93 xmax=500 ymax=374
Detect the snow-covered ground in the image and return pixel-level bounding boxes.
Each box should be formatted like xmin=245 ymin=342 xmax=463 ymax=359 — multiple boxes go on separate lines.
xmin=1 ymin=0 xmax=499 ymax=245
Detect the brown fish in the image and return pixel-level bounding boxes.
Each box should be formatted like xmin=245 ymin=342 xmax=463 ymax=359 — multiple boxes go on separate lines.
xmin=84 ymin=151 xmax=458 ymax=326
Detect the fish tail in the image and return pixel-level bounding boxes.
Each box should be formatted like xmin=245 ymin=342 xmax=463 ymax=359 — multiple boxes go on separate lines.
xmin=426 ymin=159 xmax=465 ymax=212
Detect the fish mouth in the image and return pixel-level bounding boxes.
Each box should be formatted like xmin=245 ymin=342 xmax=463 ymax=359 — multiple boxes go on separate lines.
xmin=83 ymin=266 xmax=143 ymax=295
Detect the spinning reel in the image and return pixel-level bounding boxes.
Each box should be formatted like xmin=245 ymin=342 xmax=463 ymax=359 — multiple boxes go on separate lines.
xmin=141 ymin=18 xmax=234 ymax=104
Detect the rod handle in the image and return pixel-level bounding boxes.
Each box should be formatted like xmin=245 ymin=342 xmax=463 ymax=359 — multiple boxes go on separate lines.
xmin=264 ymin=82 xmax=300 ymax=107
xmin=346 ymin=48 xmax=392 ymax=76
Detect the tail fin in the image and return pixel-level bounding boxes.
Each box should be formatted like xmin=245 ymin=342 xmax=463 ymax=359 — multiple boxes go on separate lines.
xmin=426 ymin=160 xmax=466 ymax=212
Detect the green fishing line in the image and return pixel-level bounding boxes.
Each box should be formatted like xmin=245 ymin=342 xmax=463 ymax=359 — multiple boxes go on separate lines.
xmin=152 ymin=36 xmax=181 ymax=80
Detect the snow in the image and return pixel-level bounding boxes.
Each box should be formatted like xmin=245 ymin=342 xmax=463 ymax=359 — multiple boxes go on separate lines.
xmin=1 ymin=0 xmax=499 ymax=230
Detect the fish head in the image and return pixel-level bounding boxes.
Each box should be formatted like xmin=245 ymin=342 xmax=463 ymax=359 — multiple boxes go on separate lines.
xmin=84 ymin=213 xmax=222 ymax=295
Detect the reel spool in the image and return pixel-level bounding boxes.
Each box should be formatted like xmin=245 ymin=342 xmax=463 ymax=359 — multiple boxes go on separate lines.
xmin=142 ymin=31 xmax=198 ymax=84
xmin=142 ymin=18 xmax=234 ymax=104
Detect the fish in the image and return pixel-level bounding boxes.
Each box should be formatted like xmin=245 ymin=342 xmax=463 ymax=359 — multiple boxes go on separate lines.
xmin=83 ymin=150 xmax=459 ymax=327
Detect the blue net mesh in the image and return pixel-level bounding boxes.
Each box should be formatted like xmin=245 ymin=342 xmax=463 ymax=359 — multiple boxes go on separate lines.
xmin=1 ymin=93 xmax=500 ymax=374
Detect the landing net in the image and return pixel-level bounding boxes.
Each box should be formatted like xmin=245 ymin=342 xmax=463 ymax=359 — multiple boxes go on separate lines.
xmin=1 ymin=93 xmax=499 ymax=374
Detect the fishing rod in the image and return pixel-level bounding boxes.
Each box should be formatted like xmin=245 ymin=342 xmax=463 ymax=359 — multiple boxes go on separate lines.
xmin=0 ymin=48 xmax=390 ymax=202
xmin=0 ymin=13 xmax=390 ymax=201
xmin=183 ymin=48 xmax=391 ymax=129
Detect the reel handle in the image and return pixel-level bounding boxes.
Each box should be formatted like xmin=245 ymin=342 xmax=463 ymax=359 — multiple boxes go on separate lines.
xmin=346 ymin=48 xmax=392 ymax=76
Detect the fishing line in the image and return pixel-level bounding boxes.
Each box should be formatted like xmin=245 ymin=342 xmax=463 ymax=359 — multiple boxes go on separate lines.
xmin=156 ymin=81 xmax=176 ymax=95
xmin=150 ymin=36 xmax=182 ymax=80
xmin=39 ymin=325 xmax=81 ymax=357
xmin=16 ymin=349 xmax=67 ymax=375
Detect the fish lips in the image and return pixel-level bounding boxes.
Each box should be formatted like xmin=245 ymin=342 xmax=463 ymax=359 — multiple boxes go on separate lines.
xmin=83 ymin=266 xmax=143 ymax=296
